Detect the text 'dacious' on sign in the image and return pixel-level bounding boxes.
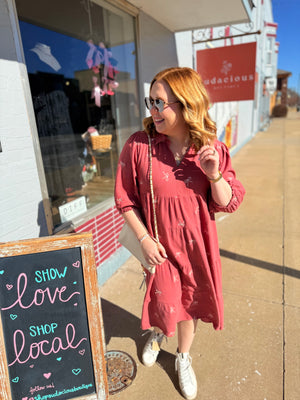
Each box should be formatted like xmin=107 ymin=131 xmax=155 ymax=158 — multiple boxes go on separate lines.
xmin=197 ymin=42 xmax=257 ymax=103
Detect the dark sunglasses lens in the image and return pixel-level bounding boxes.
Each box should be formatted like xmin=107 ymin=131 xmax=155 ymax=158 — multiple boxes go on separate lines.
xmin=155 ymin=99 xmax=164 ymax=112
xmin=145 ymin=97 xmax=165 ymax=112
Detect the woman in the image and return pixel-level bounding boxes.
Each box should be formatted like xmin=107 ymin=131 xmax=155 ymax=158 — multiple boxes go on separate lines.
xmin=115 ymin=67 xmax=245 ymax=400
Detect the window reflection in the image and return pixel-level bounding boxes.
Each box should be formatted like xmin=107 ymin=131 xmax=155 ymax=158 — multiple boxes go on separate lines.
xmin=16 ymin=0 xmax=139 ymax=229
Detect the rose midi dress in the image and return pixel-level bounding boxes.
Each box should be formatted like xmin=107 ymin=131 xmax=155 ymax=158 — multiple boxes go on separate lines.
xmin=115 ymin=131 xmax=245 ymax=337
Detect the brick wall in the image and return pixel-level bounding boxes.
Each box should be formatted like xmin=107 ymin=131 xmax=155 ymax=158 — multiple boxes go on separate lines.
xmin=75 ymin=206 xmax=124 ymax=268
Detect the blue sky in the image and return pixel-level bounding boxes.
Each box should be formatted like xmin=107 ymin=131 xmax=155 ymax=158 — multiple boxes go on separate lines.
xmin=272 ymin=0 xmax=300 ymax=91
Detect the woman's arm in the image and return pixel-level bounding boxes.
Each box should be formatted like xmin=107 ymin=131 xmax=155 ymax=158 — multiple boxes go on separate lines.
xmin=207 ymin=171 xmax=232 ymax=206
xmin=115 ymin=132 xmax=167 ymax=267
xmin=122 ymin=209 xmax=168 ymax=266
xmin=198 ymin=143 xmax=245 ymax=211
xmin=198 ymin=144 xmax=232 ymax=206
xmin=122 ymin=208 xmax=148 ymax=241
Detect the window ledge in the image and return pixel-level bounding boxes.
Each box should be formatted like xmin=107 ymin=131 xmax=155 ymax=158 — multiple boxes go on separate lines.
xmin=53 ymin=196 xmax=115 ymax=235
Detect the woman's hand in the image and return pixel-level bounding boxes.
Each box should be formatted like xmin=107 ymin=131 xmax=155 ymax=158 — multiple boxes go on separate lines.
xmin=121 ymin=209 xmax=167 ymax=267
xmin=198 ymin=145 xmax=219 ymax=179
xmin=198 ymin=145 xmax=232 ymax=206
xmin=141 ymin=236 xmax=168 ymax=266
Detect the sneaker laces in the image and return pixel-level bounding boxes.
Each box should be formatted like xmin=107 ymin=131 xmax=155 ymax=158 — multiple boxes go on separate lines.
xmin=142 ymin=330 xmax=165 ymax=353
xmin=139 ymin=271 xmax=147 ymax=290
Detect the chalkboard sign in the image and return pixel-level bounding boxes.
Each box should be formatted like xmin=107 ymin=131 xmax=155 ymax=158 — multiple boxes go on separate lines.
xmin=0 ymin=233 xmax=108 ymax=400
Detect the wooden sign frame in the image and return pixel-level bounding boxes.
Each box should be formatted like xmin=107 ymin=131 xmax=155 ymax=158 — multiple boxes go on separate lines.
xmin=0 ymin=233 xmax=108 ymax=400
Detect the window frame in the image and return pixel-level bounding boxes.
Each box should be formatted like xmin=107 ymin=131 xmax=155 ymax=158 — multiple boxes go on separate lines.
xmin=14 ymin=0 xmax=140 ymax=235
xmin=265 ymin=36 xmax=273 ymax=66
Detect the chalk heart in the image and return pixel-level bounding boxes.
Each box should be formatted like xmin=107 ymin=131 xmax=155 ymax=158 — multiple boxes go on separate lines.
xmin=57 ymin=357 xmax=62 ymax=361
xmin=6 ymin=284 xmax=13 ymax=290
xmin=0 ymin=270 xmax=4 ymax=275
xmin=74 ymin=303 xmax=78 ymax=307
xmin=43 ymin=373 xmax=52 ymax=379
xmin=79 ymin=349 xmax=85 ymax=356
xmin=12 ymin=377 xmax=19 ymax=383
xmin=10 ymin=314 xmax=17 ymax=320
xmin=72 ymin=369 xmax=81 ymax=376
xmin=72 ymin=261 xmax=80 ymax=268
xmin=29 ymin=365 xmax=34 ymax=368
xmin=22 ymin=398 xmax=28 ymax=400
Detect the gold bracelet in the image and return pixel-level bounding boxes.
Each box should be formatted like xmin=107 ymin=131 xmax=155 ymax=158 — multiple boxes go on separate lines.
xmin=207 ymin=170 xmax=222 ymax=183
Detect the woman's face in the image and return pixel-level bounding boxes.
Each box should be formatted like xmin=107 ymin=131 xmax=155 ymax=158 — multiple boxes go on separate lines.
xmin=149 ymin=80 xmax=188 ymax=138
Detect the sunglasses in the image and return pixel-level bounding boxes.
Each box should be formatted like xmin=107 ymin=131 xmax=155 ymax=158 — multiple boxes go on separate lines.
xmin=144 ymin=97 xmax=179 ymax=113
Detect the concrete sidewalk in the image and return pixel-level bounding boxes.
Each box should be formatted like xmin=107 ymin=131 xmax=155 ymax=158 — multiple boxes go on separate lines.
xmin=100 ymin=110 xmax=300 ymax=400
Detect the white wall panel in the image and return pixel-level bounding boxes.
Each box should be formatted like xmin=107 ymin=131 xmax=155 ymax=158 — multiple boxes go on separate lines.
xmin=137 ymin=11 xmax=178 ymax=118
xmin=0 ymin=0 xmax=46 ymax=241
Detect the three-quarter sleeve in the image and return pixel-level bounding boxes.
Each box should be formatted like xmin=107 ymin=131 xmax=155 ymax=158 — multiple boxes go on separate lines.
xmin=208 ymin=141 xmax=245 ymax=214
xmin=114 ymin=133 xmax=142 ymax=214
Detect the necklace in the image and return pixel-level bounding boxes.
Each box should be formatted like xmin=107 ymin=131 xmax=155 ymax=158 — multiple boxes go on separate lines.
xmin=169 ymin=135 xmax=190 ymax=165
xmin=174 ymin=145 xmax=190 ymax=165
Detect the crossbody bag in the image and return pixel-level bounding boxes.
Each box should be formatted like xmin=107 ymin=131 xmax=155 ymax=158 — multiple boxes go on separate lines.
xmin=118 ymin=133 xmax=158 ymax=274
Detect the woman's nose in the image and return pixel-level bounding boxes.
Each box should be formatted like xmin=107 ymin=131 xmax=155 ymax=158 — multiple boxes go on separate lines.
xmin=150 ymin=106 xmax=159 ymax=115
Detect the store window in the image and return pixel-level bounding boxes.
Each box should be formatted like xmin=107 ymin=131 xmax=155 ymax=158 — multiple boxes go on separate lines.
xmin=266 ymin=36 xmax=273 ymax=65
xmin=16 ymin=0 xmax=140 ymax=229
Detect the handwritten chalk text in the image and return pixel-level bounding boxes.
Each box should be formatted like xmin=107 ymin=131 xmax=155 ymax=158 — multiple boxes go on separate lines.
xmin=1 ymin=273 xmax=80 ymax=311
xmin=9 ymin=323 xmax=87 ymax=366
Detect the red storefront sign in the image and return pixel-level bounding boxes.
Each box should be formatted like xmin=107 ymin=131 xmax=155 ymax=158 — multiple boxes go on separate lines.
xmin=196 ymin=42 xmax=257 ymax=103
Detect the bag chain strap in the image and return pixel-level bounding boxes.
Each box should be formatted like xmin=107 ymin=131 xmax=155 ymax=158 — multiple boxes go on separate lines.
xmin=147 ymin=134 xmax=159 ymax=243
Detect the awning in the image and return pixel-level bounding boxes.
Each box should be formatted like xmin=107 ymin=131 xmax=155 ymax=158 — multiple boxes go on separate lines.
xmin=127 ymin=0 xmax=254 ymax=32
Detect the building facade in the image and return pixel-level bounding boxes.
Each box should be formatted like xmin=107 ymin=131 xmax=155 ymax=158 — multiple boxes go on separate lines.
xmin=0 ymin=0 xmax=276 ymax=285
xmin=176 ymin=0 xmax=278 ymax=151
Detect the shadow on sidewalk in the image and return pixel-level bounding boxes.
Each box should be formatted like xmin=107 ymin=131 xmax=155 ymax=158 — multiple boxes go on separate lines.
xmin=101 ymin=298 xmax=143 ymax=349
xmin=156 ymin=350 xmax=179 ymax=392
xmin=220 ymin=249 xmax=300 ymax=278
xmin=101 ymin=298 xmax=180 ymax=392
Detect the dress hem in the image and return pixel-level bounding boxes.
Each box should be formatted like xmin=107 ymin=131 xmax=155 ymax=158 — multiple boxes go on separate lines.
xmin=141 ymin=316 xmax=223 ymax=338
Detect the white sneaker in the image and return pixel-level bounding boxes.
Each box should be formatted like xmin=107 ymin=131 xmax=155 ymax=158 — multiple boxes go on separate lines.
xmin=142 ymin=330 xmax=164 ymax=367
xmin=175 ymin=352 xmax=198 ymax=400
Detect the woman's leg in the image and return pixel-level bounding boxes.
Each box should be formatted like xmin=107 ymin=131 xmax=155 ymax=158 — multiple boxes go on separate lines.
xmin=177 ymin=319 xmax=198 ymax=353
xmin=176 ymin=319 xmax=198 ymax=399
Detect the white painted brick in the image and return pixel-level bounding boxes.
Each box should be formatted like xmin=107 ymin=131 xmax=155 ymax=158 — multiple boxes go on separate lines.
xmin=0 ymin=5 xmax=45 ymax=242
